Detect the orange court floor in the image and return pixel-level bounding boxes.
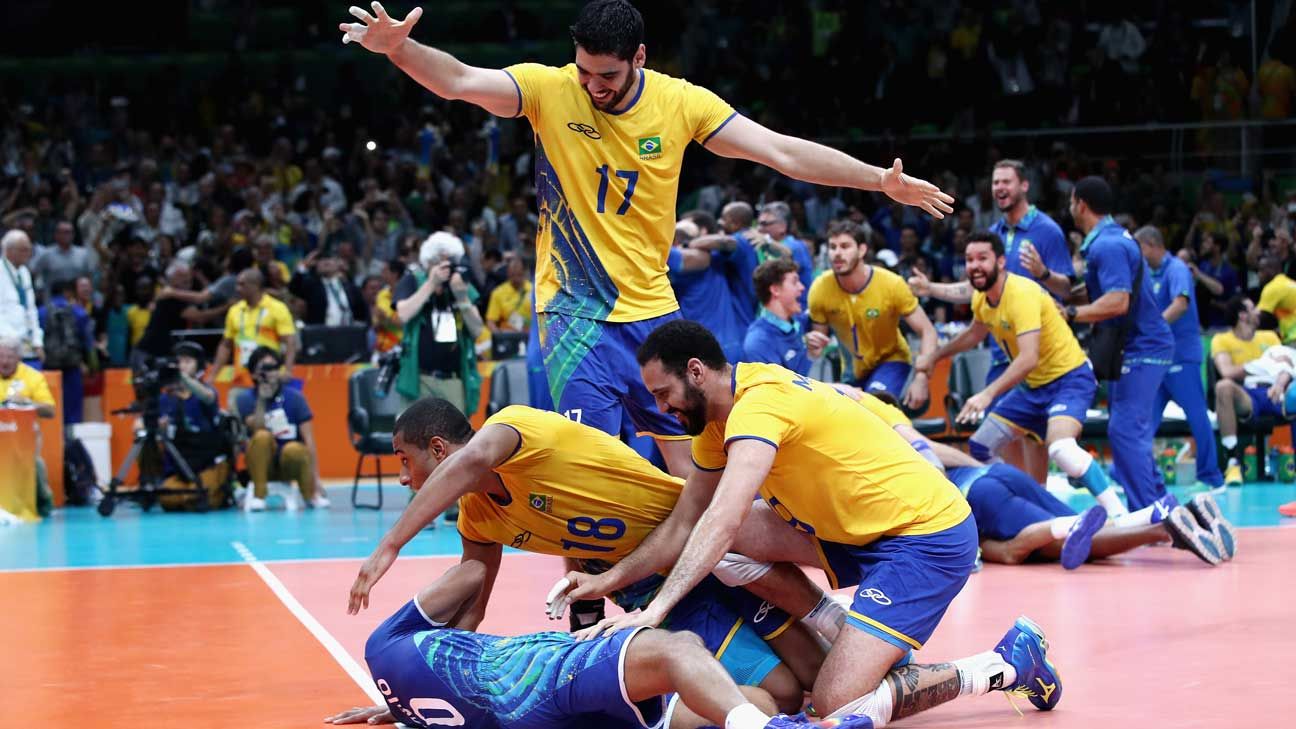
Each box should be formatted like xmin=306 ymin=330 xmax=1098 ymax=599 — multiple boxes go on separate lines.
xmin=3 ymin=481 xmax=1295 ymax=728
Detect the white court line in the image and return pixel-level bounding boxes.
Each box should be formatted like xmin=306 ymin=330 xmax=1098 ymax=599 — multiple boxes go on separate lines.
xmin=230 ymin=540 xmax=383 ymax=704
xmin=0 ymin=549 xmax=557 ymax=574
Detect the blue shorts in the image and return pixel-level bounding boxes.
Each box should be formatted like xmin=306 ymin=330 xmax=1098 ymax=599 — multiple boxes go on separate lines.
xmin=986 ymin=360 xmax=1009 ymax=408
xmin=1246 ymin=385 xmax=1288 ymax=421
xmin=851 ymin=360 xmax=911 ymax=395
xmin=961 ymin=464 xmax=1076 ymax=541
xmin=991 ymin=363 xmax=1096 ymax=440
xmin=663 ymin=576 xmax=784 ymax=687
xmin=365 ymin=600 xmax=665 ymax=729
xmin=539 ymin=310 xmax=687 ymax=439
xmin=814 ymin=515 xmax=977 ymax=651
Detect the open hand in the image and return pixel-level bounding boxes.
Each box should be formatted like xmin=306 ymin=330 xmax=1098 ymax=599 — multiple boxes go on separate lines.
xmin=907 ymin=268 xmax=932 ymax=297
xmin=956 ymin=391 xmax=994 ymax=425
xmin=340 ymin=2 xmax=423 ymax=54
xmin=574 ymin=608 xmax=664 ymax=641
xmin=348 ymin=543 xmax=398 ymax=615
xmin=880 ymin=159 xmax=955 ymax=219
xmin=325 ymin=705 xmax=395 ymax=725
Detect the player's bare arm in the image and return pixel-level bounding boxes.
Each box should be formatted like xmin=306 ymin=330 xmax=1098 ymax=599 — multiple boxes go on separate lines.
xmin=908 ymin=268 xmax=973 ymax=303
xmin=340 ymin=3 xmax=521 ymax=119
xmin=929 ymin=319 xmax=989 ymax=367
xmin=453 ymin=539 xmax=504 ymax=631
xmin=958 ymin=331 xmax=1039 ymax=424
xmin=905 ymin=306 xmax=939 ymax=408
xmin=704 ymin=115 xmax=954 ymax=218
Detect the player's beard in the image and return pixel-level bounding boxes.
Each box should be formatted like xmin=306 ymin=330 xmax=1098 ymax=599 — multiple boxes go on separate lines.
xmin=674 ymin=380 xmax=710 ymax=436
xmin=832 ymin=251 xmax=862 ymax=276
xmin=591 ymin=70 xmax=636 ymax=112
xmin=997 ymin=191 xmax=1024 ymax=213
xmin=969 ymin=266 xmax=999 ymax=292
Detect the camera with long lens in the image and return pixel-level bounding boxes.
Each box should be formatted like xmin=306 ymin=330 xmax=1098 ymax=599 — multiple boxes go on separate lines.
xmin=130 ymin=356 xmax=183 ymax=431
xmin=375 ymin=345 xmax=402 ymax=398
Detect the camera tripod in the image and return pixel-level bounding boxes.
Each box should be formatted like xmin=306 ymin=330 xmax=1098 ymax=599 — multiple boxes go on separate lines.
xmin=97 ymin=409 xmax=210 ymax=517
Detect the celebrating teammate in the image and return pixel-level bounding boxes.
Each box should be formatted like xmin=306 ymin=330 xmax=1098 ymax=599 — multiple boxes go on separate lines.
xmin=329 ymin=561 xmax=873 ymax=729
xmin=339 ymin=0 xmax=952 ymax=478
xmin=554 ymin=321 xmax=1062 ymax=724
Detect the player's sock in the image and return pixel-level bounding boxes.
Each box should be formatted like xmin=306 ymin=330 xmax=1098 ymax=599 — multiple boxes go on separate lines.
xmin=726 ymin=702 xmax=772 ymax=729
xmin=953 ymin=651 xmax=1018 ymax=697
xmin=825 ymin=685 xmax=893 ymax=726
xmin=1112 ymin=499 xmax=1172 ymax=528
xmin=803 ymin=594 xmax=848 ymax=643
xmin=1048 ymin=516 xmax=1079 ymax=539
xmin=1050 ymin=438 xmax=1128 ymax=516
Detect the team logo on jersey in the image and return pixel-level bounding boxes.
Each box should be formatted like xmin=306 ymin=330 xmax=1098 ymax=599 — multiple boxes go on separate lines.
xmin=567 ymin=122 xmax=602 ymax=139
xmin=865 ymin=308 xmax=881 ymax=319
xmin=529 ymin=493 xmax=553 ymax=513
xmin=637 ymin=136 xmax=662 ymax=159
xmin=1001 ymin=319 xmax=1012 ymax=330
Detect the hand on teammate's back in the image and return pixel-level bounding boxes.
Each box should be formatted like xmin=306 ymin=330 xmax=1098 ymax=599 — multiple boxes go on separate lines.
xmin=340 ymin=2 xmax=423 ymax=53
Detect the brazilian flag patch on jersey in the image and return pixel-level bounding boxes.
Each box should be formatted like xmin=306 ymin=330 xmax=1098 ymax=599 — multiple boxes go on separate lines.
xmin=529 ymin=493 xmax=553 ymax=513
xmin=637 ymin=136 xmax=662 ymax=159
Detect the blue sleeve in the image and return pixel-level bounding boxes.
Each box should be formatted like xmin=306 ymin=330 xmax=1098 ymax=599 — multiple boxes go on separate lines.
xmin=234 ymin=390 xmax=253 ymax=417
xmin=1091 ymin=240 xmax=1133 ymax=295
xmin=666 ymin=248 xmax=684 ymax=275
xmin=1220 ymin=265 xmax=1239 ymax=295
xmin=742 ymin=326 xmax=777 ymax=365
xmin=287 ymin=389 xmax=313 ymax=424
xmin=792 ymin=240 xmax=815 ymax=287
xmin=1037 ymin=223 xmax=1073 ymax=276
xmin=1167 ymin=261 xmax=1193 ymax=299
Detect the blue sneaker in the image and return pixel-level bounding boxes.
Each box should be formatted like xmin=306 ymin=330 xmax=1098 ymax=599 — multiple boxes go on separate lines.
xmin=1148 ymin=493 xmax=1179 ymax=524
xmin=1060 ymin=504 xmax=1107 ymax=570
xmin=764 ymin=714 xmax=874 ymax=728
xmin=1186 ymin=493 xmax=1237 ymax=560
xmin=992 ymin=616 xmax=1062 ymax=711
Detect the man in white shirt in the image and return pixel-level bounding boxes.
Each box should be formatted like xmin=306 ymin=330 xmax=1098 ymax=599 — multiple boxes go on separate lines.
xmin=0 ymin=230 xmax=43 ymax=367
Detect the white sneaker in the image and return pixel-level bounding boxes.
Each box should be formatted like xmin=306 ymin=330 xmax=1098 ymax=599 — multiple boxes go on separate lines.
xmin=310 ymin=492 xmax=332 ymax=509
xmin=245 ymin=495 xmax=267 ymax=512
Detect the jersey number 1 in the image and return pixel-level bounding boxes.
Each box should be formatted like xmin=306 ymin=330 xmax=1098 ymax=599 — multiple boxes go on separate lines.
xmin=595 ymin=166 xmax=638 ymax=215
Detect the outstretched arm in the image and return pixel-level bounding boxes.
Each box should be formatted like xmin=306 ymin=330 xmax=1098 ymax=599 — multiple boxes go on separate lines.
xmin=705 ymin=115 xmax=954 ymax=218
xmin=340 ymin=3 xmax=520 ymax=119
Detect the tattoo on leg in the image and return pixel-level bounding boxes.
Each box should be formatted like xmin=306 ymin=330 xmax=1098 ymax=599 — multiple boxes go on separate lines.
xmin=887 ymin=663 xmax=963 ymax=720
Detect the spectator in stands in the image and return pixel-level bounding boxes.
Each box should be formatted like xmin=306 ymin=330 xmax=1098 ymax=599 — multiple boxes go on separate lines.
xmin=156 ymin=342 xmax=229 ymax=512
xmin=1213 ymin=296 xmax=1284 ymax=486
xmin=1182 ymin=231 xmax=1237 ymax=328
xmin=756 ymin=202 xmax=815 ymax=306
xmin=134 ymin=261 xmax=201 ymax=367
xmin=484 ymin=254 xmax=531 ymax=335
xmin=373 ymin=260 xmax=405 ymax=355
xmin=290 ymin=249 xmax=369 ymax=326
xmin=668 ymin=215 xmax=744 ymax=364
xmin=210 ymin=268 xmax=298 ymax=377
xmin=0 ymin=230 xmax=42 ymax=367
xmin=236 ymin=346 xmax=327 ymax=510
xmin=1257 ymin=254 xmax=1296 ymax=342
xmin=393 ymin=232 xmax=483 ymax=414
xmin=31 ymin=221 xmax=96 ymax=296
xmin=115 ymin=236 xmax=160 ymax=307
xmin=39 ymin=278 xmax=94 ymax=424
xmin=742 ymin=258 xmax=813 ymax=376
xmin=252 ymin=234 xmax=292 ymax=292
xmin=0 ymin=336 xmax=56 ymax=516
xmin=496 ymin=196 xmax=537 ymax=253
xmin=125 ymin=276 xmax=155 ymax=350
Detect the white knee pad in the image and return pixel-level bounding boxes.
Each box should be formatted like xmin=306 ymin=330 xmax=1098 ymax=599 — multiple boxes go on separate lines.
xmin=713 ymin=552 xmax=773 ymax=587
xmin=1047 ymin=437 xmax=1093 ymax=478
xmin=969 ymin=416 xmax=1016 ymax=460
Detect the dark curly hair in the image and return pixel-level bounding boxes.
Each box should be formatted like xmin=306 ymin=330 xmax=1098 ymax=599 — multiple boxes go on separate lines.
xmin=569 ymin=0 xmax=644 ymax=61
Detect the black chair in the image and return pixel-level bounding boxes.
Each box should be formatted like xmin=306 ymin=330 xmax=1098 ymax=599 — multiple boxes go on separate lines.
xmin=488 ymin=358 xmax=531 ymax=416
xmin=347 ymin=368 xmax=405 ymax=509
xmin=944 ymin=349 xmax=993 ymax=434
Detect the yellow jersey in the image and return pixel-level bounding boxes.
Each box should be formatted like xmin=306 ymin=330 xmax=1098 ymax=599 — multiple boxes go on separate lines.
xmin=485 ymin=281 xmax=533 ymax=332
xmin=1258 ymin=273 xmax=1296 ymax=342
xmin=857 ymin=392 xmax=911 ymax=429
xmin=1211 ymin=329 xmax=1281 ymax=366
xmin=692 ymin=363 xmax=969 ymax=547
xmin=971 ymin=273 xmax=1087 ymax=388
xmin=457 ymin=406 xmax=682 ymax=560
xmin=126 ymin=305 xmax=151 ymax=346
xmin=0 ymin=364 xmax=54 ymax=407
xmin=807 ymin=267 xmax=917 ymax=379
xmin=223 ymin=294 xmax=296 ymax=368
xmin=505 ymin=63 xmax=736 ymax=322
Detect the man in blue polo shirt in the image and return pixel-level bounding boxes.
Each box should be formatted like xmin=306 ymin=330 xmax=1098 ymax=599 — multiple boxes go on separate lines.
xmin=1062 ymin=177 xmax=1175 ymax=512
xmin=1138 ymin=225 xmax=1224 ymax=492
xmin=669 ymin=214 xmax=745 ymax=363
xmin=742 ymin=258 xmax=812 ymax=375
xmin=755 ymin=201 xmax=816 ymax=309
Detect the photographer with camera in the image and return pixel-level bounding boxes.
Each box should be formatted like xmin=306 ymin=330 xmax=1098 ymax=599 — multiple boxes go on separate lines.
xmin=153 ymin=342 xmax=231 ymax=512
xmin=391 ymin=232 xmax=483 ymax=414
xmin=234 ymin=346 xmax=327 ymax=510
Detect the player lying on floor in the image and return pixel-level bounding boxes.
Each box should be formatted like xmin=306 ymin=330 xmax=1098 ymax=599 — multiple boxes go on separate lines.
xmin=327 ymin=560 xmax=874 ymax=729
xmin=866 ymin=391 xmax=1238 ymax=568
xmin=347 ymin=397 xmax=832 ymax=711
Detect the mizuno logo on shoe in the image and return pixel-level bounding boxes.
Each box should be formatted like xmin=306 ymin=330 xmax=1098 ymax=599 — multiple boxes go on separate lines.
xmin=1036 ymin=679 xmax=1057 ymax=703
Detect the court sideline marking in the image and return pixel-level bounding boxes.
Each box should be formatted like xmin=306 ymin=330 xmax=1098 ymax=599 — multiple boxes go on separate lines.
xmin=231 ymin=540 xmax=383 ymax=704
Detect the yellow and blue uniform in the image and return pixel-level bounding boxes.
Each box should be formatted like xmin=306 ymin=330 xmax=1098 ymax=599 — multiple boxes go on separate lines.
xmin=692 ymin=363 xmax=975 ymax=650
xmin=1258 ymin=273 xmax=1296 ymax=343
xmin=367 ymin=600 xmax=667 ymax=729
xmin=948 ymin=464 xmax=1078 ymax=543
xmin=222 ymin=294 xmax=296 ymax=369
xmin=972 ymin=272 xmax=1096 ymax=441
xmin=1212 ymin=329 xmax=1286 ymax=420
xmin=456 ymin=406 xmax=784 ymax=681
xmin=504 ymin=62 xmax=735 ymax=438
xmin=807 ymin=266 xmax=917 ymax=394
